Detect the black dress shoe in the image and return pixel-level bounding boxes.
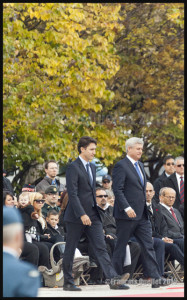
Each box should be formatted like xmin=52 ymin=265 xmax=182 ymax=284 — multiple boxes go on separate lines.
xmin=152 ymin=277 xmax=172 ymax=288
xmin=110 ymin=283 xmax=130 ymax=290
xmin=63 ymin=284 xmax=82 ymax=291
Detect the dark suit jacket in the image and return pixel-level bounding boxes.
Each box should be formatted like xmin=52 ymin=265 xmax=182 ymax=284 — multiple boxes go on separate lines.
xmin=153 ymin=171 xmax=167 ymax=203
xmin=161 ymin=172 xmax=181 ymax=209
xmin=147 ymin=202 xmax=168 ymax=238
xmin=63 ymin=157 xmax=100 ymax=223
xmin=112 ymin=156 xmax=148 ymax=220
xmin=159 ymin=204 xmax=184 ymax=239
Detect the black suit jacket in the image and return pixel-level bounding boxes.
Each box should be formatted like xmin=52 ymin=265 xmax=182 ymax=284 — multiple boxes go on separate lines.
xmin=159 ymin=204 xmax=184 ymax=239
xmin=147 ymin=202 xmax=168 ymax=238
xmin=153 ymin=171 xmax=167 ymax=203
xmin=112 ymin=156 xmax=148 ymax=220
xmin=161 ymin=172 xmax=181 ymax=209
xmin=63 ymin=157 xmax=100 ymax=223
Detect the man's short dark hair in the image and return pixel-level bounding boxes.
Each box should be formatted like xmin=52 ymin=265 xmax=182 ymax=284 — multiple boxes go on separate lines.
xmin=96 ymin=187 xmax=107 ymax=194
xmin=77 ymin=136 xmax=97 ymax=154
xmin=47 ymin=210 xmax=59 ymax=218
xmin=163 ymin=155 xmax=174 ymax=164
xmin=45 ymin=160 xmax=57 ymax=169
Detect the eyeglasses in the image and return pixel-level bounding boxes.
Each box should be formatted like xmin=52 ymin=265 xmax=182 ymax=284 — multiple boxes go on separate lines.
xmin=103 ymin=181 xmax=110 ymax=184
xmin=166 ymin=163 xmax=174 ymax=166
xmin=96 ymin=195 xmax=108 ymax=198
xmin=163 ymin=195 xmax=175 ymax=200
xmin=176 ymin=164 xmax=184 ymax=167
xmin=34 ymin=199 xmax=45 ymax=203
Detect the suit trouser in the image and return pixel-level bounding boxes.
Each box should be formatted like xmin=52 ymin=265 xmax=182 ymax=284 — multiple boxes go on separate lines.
xmin=165 ymin=241 xmax=184 ymax=266
xmin=112 ymin=215 xmax=161 ymax=279
xmin=62 ymin=214 xmax=119 ymax=285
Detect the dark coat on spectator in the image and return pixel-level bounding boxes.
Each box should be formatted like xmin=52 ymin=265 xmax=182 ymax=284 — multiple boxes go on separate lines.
xmin=159 ymin=204 xmax=184 ymax=239
xmin=44 ymin=222 xmax=65 ymax=238
xmin=147 ymin=202 xmax=168 ymax=238
xmin=161 ymin=172 xmax=181 ymax=210
xmin=153 ymin=171 xmax=168 ymax=203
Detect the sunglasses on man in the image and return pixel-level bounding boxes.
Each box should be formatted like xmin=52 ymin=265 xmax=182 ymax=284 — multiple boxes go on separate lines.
xmin=96 ymin=195 xmax=108 ymax=198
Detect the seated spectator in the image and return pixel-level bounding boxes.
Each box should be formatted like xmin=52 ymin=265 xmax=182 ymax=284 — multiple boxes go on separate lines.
xmin=35 ymin=160 xmax=65 ymax=194
xmin=22 ymin=184 xmax=36 ymax=192
xmin=105 ymin=189 xmax=115 ymax=207
xmin=42 ymin=185 xmax=61 ymax=219
xmin=96 ymin=187 xmax=141 ymax=280
xmin=29 ymin=192 xmax=65 ymax=263
xmin=3 ymin=169 xmax=14 ymax=194
xmin=158 ymin=187 xmax=184 ymax=256
xmin=153 ymin=155 xmax=175 ymax=203
xmin=145 ymin=182 xmax=184 ymax=277
xmin=102 ymin=175 xmax=112 ymax=191
xmin=161 ymin=156 xmax=184 ymax=210
xmin=3 ymin=190 xmax=14 ymax=207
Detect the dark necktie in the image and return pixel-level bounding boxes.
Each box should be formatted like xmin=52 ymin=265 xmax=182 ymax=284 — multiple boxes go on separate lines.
xmin=86 ymin=163 xmax=93 ymax=186
xmin=134 ymin=162 xmax=144 ymax=186
xmin=180 ymin=176 xmax=184 ymax=203
xmin=170 ymin=207 xmax=179 ymax=224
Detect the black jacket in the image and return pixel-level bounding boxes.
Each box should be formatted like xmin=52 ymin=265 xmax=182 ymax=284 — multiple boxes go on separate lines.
xmin=153 ymin=171 xmax=167 ymax=203
xmin=97 ymin=205 xmax=117 ymax=238
xmin=146 ymin=202 xmax=168 ymax=238
xmin=44 ymin=222 xmax=65 ymax=239
xmin=161 ymin=172 xmax=181 ymax=209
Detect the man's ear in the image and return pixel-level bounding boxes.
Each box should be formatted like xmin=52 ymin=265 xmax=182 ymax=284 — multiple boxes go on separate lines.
xmin=46 ymin=217 xmax=49 ymax=222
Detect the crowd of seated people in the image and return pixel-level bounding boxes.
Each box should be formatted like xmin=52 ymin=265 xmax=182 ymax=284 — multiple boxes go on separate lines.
xmin=3 ymin=156 xmax=184 ymax=285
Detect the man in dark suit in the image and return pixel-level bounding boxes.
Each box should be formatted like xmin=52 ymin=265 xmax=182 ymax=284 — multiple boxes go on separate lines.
xmin=3 ymin=206 xmax=41 ymax=297
xmin=159 ymin=187 xmax=184 ymax=254
xmin=62 ymin=136 xmax=130 ymax=291
xmin=112 ymin=137 xmax=171 ymax=288
xmin=145 ymin=183 xmax=184 ymax=275
xmin=161 ymin=156 xmax=184 ymax=210
xmin=153 ymin=155 xmax=175 ymax=203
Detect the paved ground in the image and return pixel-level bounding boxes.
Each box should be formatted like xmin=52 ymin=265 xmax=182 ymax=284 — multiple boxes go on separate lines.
xmin=38 ymin=282 xmax=184 ymax=297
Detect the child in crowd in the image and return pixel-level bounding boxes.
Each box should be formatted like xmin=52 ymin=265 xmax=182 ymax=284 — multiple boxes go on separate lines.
xmin=17 ymin=192 xmax=39 ymax=242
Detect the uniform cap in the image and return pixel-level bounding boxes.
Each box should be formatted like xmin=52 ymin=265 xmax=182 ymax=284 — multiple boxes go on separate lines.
xmin=45 ymin=185 xmax=58 ymax=194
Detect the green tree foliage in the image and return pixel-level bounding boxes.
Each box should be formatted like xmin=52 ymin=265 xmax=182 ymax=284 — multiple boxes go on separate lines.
xmin=3 ymin=3 xmax=123 ymax=189
xmin=3 ymin=3 xmax=184 ymax=190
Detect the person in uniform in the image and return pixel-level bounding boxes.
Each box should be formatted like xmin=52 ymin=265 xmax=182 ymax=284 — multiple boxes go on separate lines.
xmin=3 ymin=206 xmax=41 ymax=297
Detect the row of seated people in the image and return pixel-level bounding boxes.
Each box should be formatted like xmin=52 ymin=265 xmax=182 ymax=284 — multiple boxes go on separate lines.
xmin=3 ymin=181 xmax=184 ymax=284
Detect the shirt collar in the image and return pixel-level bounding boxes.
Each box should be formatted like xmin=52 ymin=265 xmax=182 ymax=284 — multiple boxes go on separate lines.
xmin=176 ymin=172 xmax=184 ymax=180
xmin=97 ymin=202 xmax=110 ymax=210
xmin=126 ymin=155 xmax=138 ymax=166
xmin=160 ymin=202 xmax=172 ymax=212
xmin=79 ymin=155 xmax=89 ymax=168
xmin=165 ymin=172 xmax=171 ymax=177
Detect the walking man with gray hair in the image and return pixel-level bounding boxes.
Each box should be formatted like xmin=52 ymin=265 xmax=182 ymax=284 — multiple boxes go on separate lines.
xmin=112 ymin=137 xmax=171 ymax=288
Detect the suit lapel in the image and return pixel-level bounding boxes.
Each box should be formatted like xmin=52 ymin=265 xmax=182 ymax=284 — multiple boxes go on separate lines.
xmin=77 ymin=157 xmax=94 ymax=188
xmin=162 ymin=205 xmax=179 ymax=224
xmin=125 ymin=157 xmax=144 ymax=188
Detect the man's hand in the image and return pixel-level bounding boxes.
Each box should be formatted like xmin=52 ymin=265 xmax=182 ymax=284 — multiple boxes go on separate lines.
xmin=81 ymin=214 xmax=92 ymax=226
xmin=126 ymin=208 xmax=136 ymax=218
xmin=162 ymin=237 xmax=173 ymax=243
xmin=44 ymin=234 xmax=51 ymax=239
xmin=105 ymin=234 xmax=114 ymax=239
